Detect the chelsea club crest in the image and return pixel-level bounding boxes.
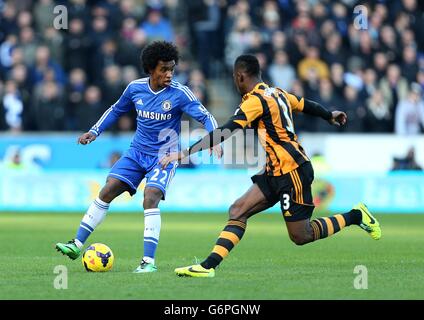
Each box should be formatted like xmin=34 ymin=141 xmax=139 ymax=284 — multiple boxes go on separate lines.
xmin=162 ymin=100 xmax=172 ymax=111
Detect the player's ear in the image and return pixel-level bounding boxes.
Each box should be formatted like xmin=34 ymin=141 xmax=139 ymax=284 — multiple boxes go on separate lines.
xmin=238 ymin=72 xmax=244 ymax=83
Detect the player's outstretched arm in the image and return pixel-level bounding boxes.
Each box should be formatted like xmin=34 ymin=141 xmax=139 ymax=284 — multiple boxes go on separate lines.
xmin=159 ymin=120 xmax=241 ymax=169
xmin=77 ymin=131 xmax=97 ymax=145
xmin=328 ymin=110 xmax=347 ymax=126
xmin=302 ymin=98 xmax=347 ymax=126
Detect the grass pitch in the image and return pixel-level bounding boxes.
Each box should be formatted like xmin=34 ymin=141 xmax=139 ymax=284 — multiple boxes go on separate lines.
xmin=0 ymin=212 xmax=423 ymax=300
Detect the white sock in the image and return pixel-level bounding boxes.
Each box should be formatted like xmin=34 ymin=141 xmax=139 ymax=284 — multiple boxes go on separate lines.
xmin=143 ymin=208 xmax=161 ymax=264
xmin=74 ymin=239 xmax=83 ymax=249
xmin=75 ymin=197 xmax=109 ymax=246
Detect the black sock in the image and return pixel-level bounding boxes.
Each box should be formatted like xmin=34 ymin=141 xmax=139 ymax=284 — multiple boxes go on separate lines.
xmin=200 ymin=219 xmax=246 ymax=269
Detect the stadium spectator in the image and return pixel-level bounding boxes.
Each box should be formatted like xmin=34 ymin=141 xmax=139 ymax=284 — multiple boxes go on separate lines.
xmin=188 ymin=68 xmax=209 ymax=105
xmin=330 ymin=63 xmax=345 ymax=98
xmin=121 ymin=65 xmax=140 ymax=84
xmin=0 ymin=34 xmax=18 ymax=76
xmin=0 ymin=0 xmax=422 ymax=134
xmin=101 ymin=65 xmax=125 ymax=108
xmin=322 ymin=32 xmax=346 ymax=66
xmin=373 ymin=52 xmax=390 ymax=80
xmin=119 ymin=0 xmax=145 ymax=21
xmin=402 ymin=45 xmax=419 ymax=83
xmin=30 ymin=45 xmax=66 ymax=86
xmin=0 ymin=2 xmax=18 ymax=40
xmin=261 ymin=0 xmax=281 ymax=44
xmin=361 ymin=68 xmax=378 ymax=100
xmin=2 ymin=80 xmax=23 ymax=132
xmin=269 ymin=50 xmax=296 ymax=91
xmin=43 ymin=27 xmax=64 ymax=66
xmin=270 ymin=30 xmax=287 ymax=55
xmin=33 ymin=0 xmax=56 ymax=34
xmin=225 ymin=14 xmax=254 ymax=70
xmin=379 ymin=64 xmax=409 ymax=122
xmin=64 ymin=18 xmax=91 ymax=72
xmin=9 ymin=63 xmax=31 ymax=111
xmin=116 ymin=29 xmax=148 ymax=74
xmin=365 ymin=90 xmax=392 ymax=133
xmin=18 ymin=27 xmax=38 ymax=66
xmin=3 ymin=148 xmax=26 ymax=170
xmin=65 ymin=68 xmax=87 ymax=130
xmin=68 ymin=0 xmax=90 ymax=22
xmin=75 ymin=85 xmax=104 ymax=131
xmin=392 ymin=147 xmax=423 ymax=171
xmin=187 ymin=0 xmax=221 ymax=78
xmin=173 ymin=55 xmax=191 ymax=85
xmin=298 ymin=46 xmax=329 ymax=82
xmin=379 ymin=25 xmax=399 ymax=62
xmin=395 ymin=83 xmax=424 ymax=135
xmin=140 ymin=7 xmax=174 ymax=43
xmin=314 ymin=78 xmax=342 ymax=133
xmin=32 ymin=80 xmax=65 ymax=131
xmin=342 ymin=85 xmax=367 ymax=132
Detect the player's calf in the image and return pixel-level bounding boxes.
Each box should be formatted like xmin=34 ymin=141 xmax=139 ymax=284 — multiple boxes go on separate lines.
xmin=143 ymin=187 xmax=162 ymax=209
xmin=286 ymin=220 xmax=315 ymax=246
xmin=99 ymin=178 xmax=129 ymax=203
xmin=288 ymin=231 xmax=314 ymax=246
xmin=228 ymin=201 xmax=248 ymax=223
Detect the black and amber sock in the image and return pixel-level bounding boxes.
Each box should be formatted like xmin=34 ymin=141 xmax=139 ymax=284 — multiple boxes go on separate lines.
xmin=201 ymin=219 xmax=246 ymax=270
xmin=310 ymin=210 xmax=361 ymax=241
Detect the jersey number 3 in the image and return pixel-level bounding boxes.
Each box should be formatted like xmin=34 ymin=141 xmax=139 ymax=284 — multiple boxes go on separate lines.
xmin=282 ymin=194 xmax=290 ymax=210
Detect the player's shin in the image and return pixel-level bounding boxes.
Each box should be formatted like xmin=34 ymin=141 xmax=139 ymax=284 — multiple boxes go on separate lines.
xmin=75 ymin=197 xmax=109 ymax=248
xmin=143 ymin=208 xmax=161 ymax=264
xmin=201 ymin=219 xmax=246 ymax=269
xmin=310 ymin=210 xmax=361 ymax=240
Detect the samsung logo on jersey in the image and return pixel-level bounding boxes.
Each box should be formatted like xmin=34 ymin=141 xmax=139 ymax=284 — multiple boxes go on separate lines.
xmin=137 ymin=110 xmax=172 ymax=120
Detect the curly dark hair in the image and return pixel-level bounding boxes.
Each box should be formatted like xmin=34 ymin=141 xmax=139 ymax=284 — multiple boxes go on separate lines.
xmin=141 ymin=41 xmax=179 ymax=74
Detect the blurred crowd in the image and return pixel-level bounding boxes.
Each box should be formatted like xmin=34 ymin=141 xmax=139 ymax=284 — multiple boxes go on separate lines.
xmin=0 ymin=0 xmax=423 ymax=135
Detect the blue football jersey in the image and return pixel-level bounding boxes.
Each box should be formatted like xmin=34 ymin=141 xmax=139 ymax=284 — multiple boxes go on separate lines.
xmin=89 ymin=78 xmax=218 ymax=156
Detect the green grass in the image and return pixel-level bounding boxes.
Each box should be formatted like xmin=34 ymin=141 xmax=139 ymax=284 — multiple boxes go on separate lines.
xmin=0 ymin=212 xmax=423 ymax=300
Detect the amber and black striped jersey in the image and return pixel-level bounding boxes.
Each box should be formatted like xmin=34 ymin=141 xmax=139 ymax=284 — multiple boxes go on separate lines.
xmin=230 ymin=82 xmax=309 ymax=176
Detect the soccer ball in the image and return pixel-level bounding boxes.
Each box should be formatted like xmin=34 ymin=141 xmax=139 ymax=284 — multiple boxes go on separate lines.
xmin=82 ymin=243 xmax=114 ymax=272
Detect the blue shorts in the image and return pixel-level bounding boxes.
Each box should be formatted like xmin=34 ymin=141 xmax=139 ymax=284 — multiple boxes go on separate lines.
xmin=108 ymin=148 xmax=178 ymax=199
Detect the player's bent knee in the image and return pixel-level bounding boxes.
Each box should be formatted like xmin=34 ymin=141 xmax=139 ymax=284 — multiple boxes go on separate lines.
xmin=143 ymin=188 xmax=163 ymax=209
xmin=99 ymin=186 xmax=118 ymax=203
xmin=99 ymin=178 xmax=129 ymax=203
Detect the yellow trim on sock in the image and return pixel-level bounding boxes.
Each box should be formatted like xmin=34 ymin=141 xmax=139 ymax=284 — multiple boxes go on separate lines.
xmin=334 ymin=214 xmax=346 ymax=229
xmin=220 ymin=231 xmax=240 ymax=246
xmin=310 ymin=221 xmax=320 ymax=240
xmin=212 ymin=245 xmax=229 ymax=258
xmin=323 ymin=217 xmax=334 ymax=235
xmin=227 ymin=220 xmax=246 ymax=229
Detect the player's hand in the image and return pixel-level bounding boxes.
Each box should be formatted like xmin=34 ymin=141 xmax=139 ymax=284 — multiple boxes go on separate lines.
xmin=159 ymin=151 xmax=184 ymax=169
xmin=77 ymin=132 xmax=97 ymax=145
xmin=329 ymin=111 xmax=347 ymax=126
xmin=209 ymin=144 xmax=223 ymax=159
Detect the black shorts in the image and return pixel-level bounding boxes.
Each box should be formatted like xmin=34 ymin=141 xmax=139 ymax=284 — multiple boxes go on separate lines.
xmin=251 ymin=162 xmax=315 ymax=222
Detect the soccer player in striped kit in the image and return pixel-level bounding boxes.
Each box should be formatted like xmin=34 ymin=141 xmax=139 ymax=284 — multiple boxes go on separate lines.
xmin=56 ymin=41 xmax=221 ymax=273
xmin=161 ymin=54 xmax=381 ymax=277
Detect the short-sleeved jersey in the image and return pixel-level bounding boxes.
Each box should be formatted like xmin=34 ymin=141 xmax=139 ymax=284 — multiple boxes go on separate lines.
xmin=230 ymin=82 xmax=309 ymax=175
xmin=90 ymin=78 xmax=218 ymax=156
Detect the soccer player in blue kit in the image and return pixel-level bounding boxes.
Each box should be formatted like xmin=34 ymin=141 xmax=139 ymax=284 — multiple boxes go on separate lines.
xmin=56 ymin=41 xmax=221 ymax=273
